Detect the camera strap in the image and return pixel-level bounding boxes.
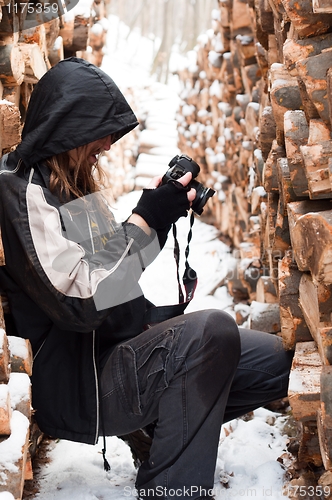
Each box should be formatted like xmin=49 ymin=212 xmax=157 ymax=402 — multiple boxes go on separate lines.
xmin=143 ymin=211 xmax=198 ymax=329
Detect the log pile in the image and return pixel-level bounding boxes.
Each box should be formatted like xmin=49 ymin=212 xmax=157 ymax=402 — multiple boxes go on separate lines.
xmin=174 ymin=0 xmax=332 ymax=481
xmin=0 ymin=328 xmax=33 ymax=500
xmin=0 ymin=0 xmax=110 ymax=158
xmin=0 ymin=1 xmax=111 ymax=497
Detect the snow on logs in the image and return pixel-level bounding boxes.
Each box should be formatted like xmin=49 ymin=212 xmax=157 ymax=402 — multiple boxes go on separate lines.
xmin=0 ymin=1 xmax=111 ymax=497
xmin=0 ymin=329 xmax=33 ymax=499
xmin=174 ymin=0 xmax=332 ymax=471
xmin=0 ymin=0 xmax=110 ymax=158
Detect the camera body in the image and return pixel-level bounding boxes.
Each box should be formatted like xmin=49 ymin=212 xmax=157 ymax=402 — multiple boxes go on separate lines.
xmin=162 ymin=154 xmax=215 ymax=215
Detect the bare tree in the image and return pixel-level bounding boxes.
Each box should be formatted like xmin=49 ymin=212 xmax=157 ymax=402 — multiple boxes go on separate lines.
xmin=150 ymin=0 xmax=176 ymax=83
xmin=108 ymin=0 xmax=218 ymax=81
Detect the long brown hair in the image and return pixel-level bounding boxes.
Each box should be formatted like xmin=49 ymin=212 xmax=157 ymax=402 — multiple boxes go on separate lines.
xmin=46 ymin=145 xmax=107 ymax=201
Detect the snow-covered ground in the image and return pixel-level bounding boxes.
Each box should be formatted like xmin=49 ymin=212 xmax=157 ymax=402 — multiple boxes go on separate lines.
xmin=28 ymin=410 xmax=290 ymax=500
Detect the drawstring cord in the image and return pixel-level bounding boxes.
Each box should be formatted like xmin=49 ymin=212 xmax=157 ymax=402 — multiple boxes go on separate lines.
xmin=101 ymin=404 xmax=111 ymax=472
xmin=95 ymin=332 xmax=111 ymax=473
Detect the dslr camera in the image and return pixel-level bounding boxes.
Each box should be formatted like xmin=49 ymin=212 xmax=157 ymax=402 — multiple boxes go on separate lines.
xmin=162 ymin=154 xmax=215 ymax=215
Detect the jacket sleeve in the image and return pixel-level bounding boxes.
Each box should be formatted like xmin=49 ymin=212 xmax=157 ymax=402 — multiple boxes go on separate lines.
xmin=1 ymin=181 xmax=161 ymax=332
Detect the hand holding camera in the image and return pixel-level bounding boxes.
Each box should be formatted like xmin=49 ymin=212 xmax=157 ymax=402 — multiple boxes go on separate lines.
xmin=132 ymin=154 xmax=215 ymax=231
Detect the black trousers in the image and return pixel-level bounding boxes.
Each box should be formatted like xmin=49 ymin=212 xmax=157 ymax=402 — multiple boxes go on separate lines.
xmin=100 ymin=309 xmax=293 ymax=500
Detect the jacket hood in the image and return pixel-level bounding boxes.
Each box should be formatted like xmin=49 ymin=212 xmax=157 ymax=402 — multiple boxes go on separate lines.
xmin=16 ymin=57 xmax=139 ymax=167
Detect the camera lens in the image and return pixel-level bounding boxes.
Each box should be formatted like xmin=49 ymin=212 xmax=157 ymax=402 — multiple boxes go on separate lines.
xmin=191 ymin=180 xmax=215 ymax=215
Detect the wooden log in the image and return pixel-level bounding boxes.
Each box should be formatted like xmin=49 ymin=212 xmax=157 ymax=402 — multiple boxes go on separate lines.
xmin=0 ymin=329 xmax=10 ymax=384
xmin=299 ymin=272 xmax=332 ymax=324
xmin=247 ymin=215 xmax=261 ymax=250
xmin=278 ymin=252 xmax=312 ymax=349
xmin=267 ymin=33 xmax=279 ymax=67
xmin=249 ymin=300 xmax=280 ymax=333
xmin=283 ymin=33 xmax=332 ymax=77
xmin=0 ymin=411 xmax=30 ymax=499
xmin=0 ymin=44 xmax=24 ymax=86
xmin=59 ymin=16 xmax=74 ymax=48
xmin=18 ymin=23 xmax=47 ymax=54
xmin=241 ymin=63 xmax=260 ymax=96
xmin=318 ymin=366 xmax=332 ymax=469
xmin=0 ymin=99 xmax=21 ymax=152
xmin=288 ymin=341 xmax=322 ymax=421
xmin=225 ymin=256 xmax=250 ymax=301
xmin=280 ymin=0 xmax=332 ymax=38
xmin=24 ymin=452 xmax=33 ymax=480
xmin=219 ymin=0 xmax=230 ymax=28
xmin=0 ymin=4 xmax=20 ymax=38
xmin=8 ymin=373 xmax=32 ymax=420
xmin=296 ymin=49 xmax=332 ymax=127
xmin=299 ymin=273 xmax=332 ymax=364
xmin=255 ymin=41 xmax=269 ymax=79
xmin=269 ymin=63 xmax=303 ymax=137
xmin=234 ymin=303 xmax=251 ymax=325
xmin=244 ymin=101 xmax=260 ymax=140
xmin=231 ymin=0 xmax=252 ymax=35
xmin=317 ymin=408 xmax=332 ymax=470
xmin=254 ymin=0 xmax=274 ymax=51
xmin=264 ymin=192 xmax=279 ymax=267
xmin=308 ymin=118 xmax=331 ymax=145
xmin=284 ymin=110 xmax=309 ymax=198
xmin=8 ymin=337 xmax=32 ymax=377
xmin=300 ymin=140 xmax=332 ymax=199
xmin=0 ymin=385 xmax=11 ymax=436
xmin=298 ymin=420 xmax=323 ymax=467
xmin=48 ymin=35 xmax=64 ymax=66
xmin=251 ymin=185 xmax=267 ymax=215
xmin=235 ymin=34 xmax=257 ymax=67
xmin=256 ymin=275 xmax=278 ymax=302
xmin=313 ymin=0 xmax=332 ymax=13
xmin=44 ymin=18 xmax=61 ymax=51
xmin=262 ymin=139 xmax=285 ymax=192
xmin=71 ymin=14 xmax=91 ymax=53
xmin=288 ymin=199 xmax=332 ymax=281
xmin=18 ymin=42 xmax=47 ymax=83
xmin=276 ymin=157 xmax=298 ymax=215
xmin=273 ymin=198 xmax=291 ymax=255
xmin=258 ymin=105 xmax=276 ymax=160
xmin=238 ymin=257 xmax=262 ymax=299
xmin=297 ymin=74 xmax=321 ymax=123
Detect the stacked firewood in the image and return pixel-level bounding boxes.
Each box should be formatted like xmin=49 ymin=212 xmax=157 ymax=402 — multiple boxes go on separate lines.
xmin=0 ymin=0 xmax=110 ymax=158
xmin=0 ymin=234 xmax=34 ymax=499
xmin=0 ymin=327 xmax=34 ymax=499
xmin=175 ymin=0 xmax=332 ymax=481
xmin=0 ymin=1 xmax=111 ymax=498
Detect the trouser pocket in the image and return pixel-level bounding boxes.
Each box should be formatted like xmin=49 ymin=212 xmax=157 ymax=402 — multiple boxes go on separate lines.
xmin=114 ymin=326 xmax=181 ymax=416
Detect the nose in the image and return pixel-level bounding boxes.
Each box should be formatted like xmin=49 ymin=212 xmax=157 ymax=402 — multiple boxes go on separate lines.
xmin=103 ymin=135 xmax=112 ymax=151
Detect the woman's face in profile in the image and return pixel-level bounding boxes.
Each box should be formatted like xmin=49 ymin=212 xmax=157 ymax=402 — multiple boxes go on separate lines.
xmin=68 ymin=135 xmax=112 ymax=167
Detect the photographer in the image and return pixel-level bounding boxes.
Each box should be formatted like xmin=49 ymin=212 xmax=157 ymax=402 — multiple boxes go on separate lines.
xmin=0 ymin=58 xmax=293 ymax=499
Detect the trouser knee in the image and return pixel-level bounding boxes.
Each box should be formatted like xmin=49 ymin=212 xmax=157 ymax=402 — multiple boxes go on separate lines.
xmin=183 ymin=309 xmax=241 ymax=378
xmin=202 ymin=309 xmax=241 ymax=359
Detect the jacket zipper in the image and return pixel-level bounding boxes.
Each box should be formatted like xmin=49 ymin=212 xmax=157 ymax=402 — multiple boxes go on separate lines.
xmin=85 ymin=210 xmax=100 ymax=443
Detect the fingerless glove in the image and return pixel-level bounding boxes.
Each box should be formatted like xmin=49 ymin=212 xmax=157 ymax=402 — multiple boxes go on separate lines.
xmin=132 ymin=182 xmax=190 ymax=230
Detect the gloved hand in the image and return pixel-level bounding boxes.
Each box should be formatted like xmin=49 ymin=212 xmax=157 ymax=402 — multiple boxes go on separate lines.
xmin=132 ymin=181 xmax=190 ymax=230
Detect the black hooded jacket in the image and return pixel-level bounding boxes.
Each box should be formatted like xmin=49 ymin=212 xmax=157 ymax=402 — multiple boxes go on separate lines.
xmin=0 ymin=58 xmax=164 ymax=444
